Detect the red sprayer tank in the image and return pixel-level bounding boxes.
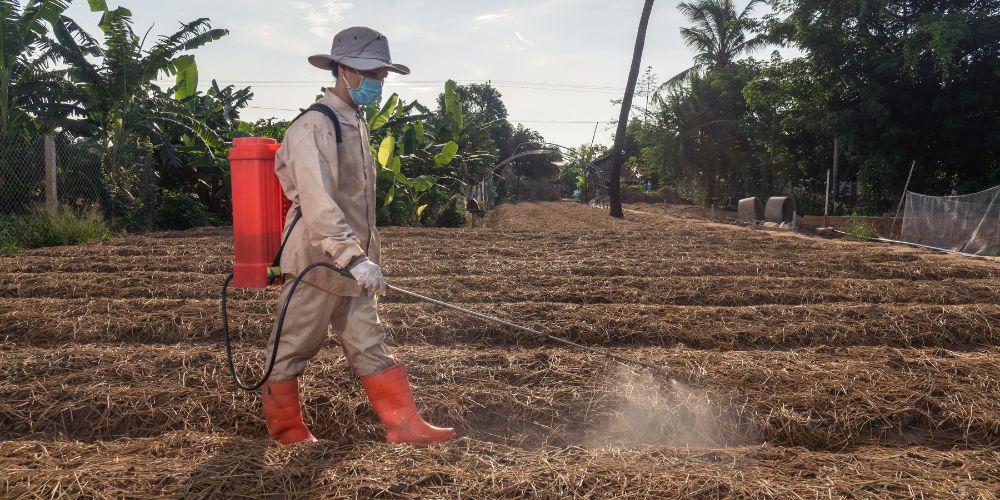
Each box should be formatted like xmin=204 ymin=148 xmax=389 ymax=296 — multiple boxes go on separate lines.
xmin=228 ymin=137 xmax=291 ymax=288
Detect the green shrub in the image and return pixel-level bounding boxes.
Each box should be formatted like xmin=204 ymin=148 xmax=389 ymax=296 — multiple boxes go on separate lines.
xmin=840 ymin=215 xmax=880 ymax=240
xmin=0 ymin=205 xmax=112 ymax=254
xmin=430 ymin=195 xmax=470 ymax=228
xmin=0 ymin=241 xmax=18 ymax=255
xmin=0 ymin=214 xmax=23 ymax=254
xmin=156 ymin=191 xmax=218 ymax=230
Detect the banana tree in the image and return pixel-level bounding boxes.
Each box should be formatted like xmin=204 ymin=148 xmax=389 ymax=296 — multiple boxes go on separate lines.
xmin=434 ymin=80 xmax=501 ymax=188
xmin=159 ymin=78 xmax=254 ymax=215
xmin=361 ymin=79 xmax=503 ymax=226
xmin=45 ymin=2 xmax=228 ymax=149
xmin=367 ymin=90 xmax=459 ymax=225
xmin=0 ymin=0 xmax=74 ymax=132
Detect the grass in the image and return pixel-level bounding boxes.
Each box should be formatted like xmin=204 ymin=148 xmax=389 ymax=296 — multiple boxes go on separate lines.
xmin=839 ymin=215 xmax=880 ymax=240
xmin=0 ymin=205 xmax=113 ymax=255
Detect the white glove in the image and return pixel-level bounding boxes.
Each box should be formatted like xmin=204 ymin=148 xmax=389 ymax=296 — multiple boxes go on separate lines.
xmin=348 ymin=260 xmax=386 ymax=297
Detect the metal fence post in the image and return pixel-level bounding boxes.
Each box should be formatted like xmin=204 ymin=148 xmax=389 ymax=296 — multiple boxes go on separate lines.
xmin=44 ymin=134 xmax=57 ymax=216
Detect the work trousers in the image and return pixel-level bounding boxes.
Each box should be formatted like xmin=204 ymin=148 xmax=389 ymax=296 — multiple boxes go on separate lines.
xmin=265 ymin=277 xmax=397 ymax=381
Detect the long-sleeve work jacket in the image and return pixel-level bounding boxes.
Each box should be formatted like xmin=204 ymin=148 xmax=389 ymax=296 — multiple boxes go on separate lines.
xmin=274 ymin=88 xmax=379 ymax=296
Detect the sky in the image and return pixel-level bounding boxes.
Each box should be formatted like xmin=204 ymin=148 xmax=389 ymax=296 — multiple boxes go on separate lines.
xmin=63 ymin=0 xmax=780 ymax=149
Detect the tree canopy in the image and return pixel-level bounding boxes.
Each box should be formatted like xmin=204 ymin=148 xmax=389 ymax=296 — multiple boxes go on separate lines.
xmin=611 ymin=0 xmax=1000 ymax=214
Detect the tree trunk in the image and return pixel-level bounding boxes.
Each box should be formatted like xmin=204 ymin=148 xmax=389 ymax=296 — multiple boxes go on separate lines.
xmin=609 ymin=0 xmax=656 ymax=219
xmin=0 ymin=71 xmax=11 ymax=132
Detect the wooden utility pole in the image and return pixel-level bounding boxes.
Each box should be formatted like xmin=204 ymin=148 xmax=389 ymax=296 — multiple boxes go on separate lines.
xmin=44 ymin=134 xmax=57 ymax=216
xmin=609 ymin=0 xmax=655 ymax=219
xmin=892 ymin=160 xmax=917 ymax=238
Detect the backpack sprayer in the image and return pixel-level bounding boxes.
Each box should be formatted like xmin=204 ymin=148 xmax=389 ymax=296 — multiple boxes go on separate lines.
xmin=221 ymin=130 xmax=673 ymax=392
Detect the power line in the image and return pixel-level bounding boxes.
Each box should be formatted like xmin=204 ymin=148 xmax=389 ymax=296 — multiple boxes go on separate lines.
xmin=243 ymin=106 xmax=613 ymax=125
xmin=510 ymin=119 xmax=614 ymax=124
xmin=241 ymin=85 xmax=621 ymax=94
xmin=156 ymin=78 xmax=626 ymax=94
xmin=246 ymin=106 xmax=300 ymax=112
xmin=160 ymin=78 xmax=623 ymax=90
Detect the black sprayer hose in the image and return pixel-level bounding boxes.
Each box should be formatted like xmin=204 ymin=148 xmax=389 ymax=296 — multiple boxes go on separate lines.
xmin=222 ymin=262 xmax=353 ymax=391
xmin=222 ymin=262 xmax=675 ymax=392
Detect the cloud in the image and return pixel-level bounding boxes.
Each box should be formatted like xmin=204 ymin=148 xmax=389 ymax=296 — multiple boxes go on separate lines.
xmin=474 ymin=11 xmax=512 ymax=23
xmin=288 ymin=0 xmax=354 ymax=37
xmin=506 ymin=31 xmax=534 ymax=53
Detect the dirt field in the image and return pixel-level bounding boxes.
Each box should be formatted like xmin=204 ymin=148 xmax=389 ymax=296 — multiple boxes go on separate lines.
xmin=2 ymin=201 xmax=1000 ymax=498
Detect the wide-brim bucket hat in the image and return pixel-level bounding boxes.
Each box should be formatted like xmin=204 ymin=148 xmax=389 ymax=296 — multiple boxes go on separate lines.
xmin=309 ymin=26 xmax=410 ymax=75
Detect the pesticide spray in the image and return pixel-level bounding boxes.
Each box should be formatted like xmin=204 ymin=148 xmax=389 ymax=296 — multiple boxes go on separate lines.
xmin=221 ymin=136 xmax=676 ymax=391
xmin=576 ymin=366 xmax=725 ymax=448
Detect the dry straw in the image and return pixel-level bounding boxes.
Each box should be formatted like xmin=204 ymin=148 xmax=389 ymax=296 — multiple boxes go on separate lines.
xmin=2 ymin=201 xmax=999 ymax=498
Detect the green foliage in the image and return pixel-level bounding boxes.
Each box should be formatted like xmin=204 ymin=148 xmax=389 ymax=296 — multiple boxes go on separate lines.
xmin=171 ymin=54 xmax=198 ymax=100
xmin=34 ymin=3 xmax=251 ymax=225
xmin=621 ymin=0 xmax=1000 ymax=214
xmin=670 ymin=0 xmax=768 ymax=83
xmin=370 ymin=79 xmax=497 ymax=227
xmin=0 ymin=0 xmax=75 ymax=133
xmin=8 ymin=1 xmax=542 ymax=233
xmin=492 ymin=123 xmax=560 ymax=202
xmin=99 ymin=138 xmax=155 ymax=231
xmin=425 ymin=193 xmax=469 ymax=228
xmin=0 ymin=215 xmax=25 ymax=254
xmin=0 ymin=205 xmax=112 ymax=253
xmin=368 ymin=93 xmax=399 ymax=131
xmin=156 ymin=80 xmax=254 ymax=218
xmin=840 ymin=215 xmax=880 ymax=240
xmin=443 ymin=80 xmax=464 ymax=139
xmin=560 ymin=144 xmax=609 ymax=200
xmin=236 ymin=118 xmax=291 ymax=141
xmin=518 ymin=178 xmax=561 ymax=201
xmin=155 ymin=190 xmax=217 ymax=230
xmin=0 ymin=131 xmax=45 ymax=212
xmin=45 ymin=6 xmax=232 ymax=148
xmin=370 ymin=95 xmax=437 ymax=225
xmin=766 ymin=0 xmax=1000 ymax=212
xmin=642 ymin=63 xmax=762 ymax=206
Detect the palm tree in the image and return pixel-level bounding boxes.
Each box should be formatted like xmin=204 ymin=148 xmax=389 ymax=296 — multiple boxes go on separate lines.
xmin=609 ymin=0 xmax=656 ymax=218
xmin=668 ymin=0 xmax=767 ymax=84
xmin=0 ymin=0 xmax=74 ymax=132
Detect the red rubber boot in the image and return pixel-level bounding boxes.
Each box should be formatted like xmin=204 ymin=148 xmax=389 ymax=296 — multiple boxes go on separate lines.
xmin=262 ymin=378 xmax=317 ymax=445
xmin=361 ymin=363 xmax=456 ymax=444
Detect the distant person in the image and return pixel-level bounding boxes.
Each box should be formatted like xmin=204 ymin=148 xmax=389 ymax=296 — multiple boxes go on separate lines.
xmin=262 ymin=27 xmax=455 ymax=446
xmin=466 ymin=196 xmax=483 ymax=225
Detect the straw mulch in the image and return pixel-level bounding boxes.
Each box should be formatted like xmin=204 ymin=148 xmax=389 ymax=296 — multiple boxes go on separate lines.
xmin=3 ymin=343 xmax=999 ymax=450
xmin=4 ymin=432 xmax=998 ymax=498
xmin=2 ymin=201 xmax=999 ymax=498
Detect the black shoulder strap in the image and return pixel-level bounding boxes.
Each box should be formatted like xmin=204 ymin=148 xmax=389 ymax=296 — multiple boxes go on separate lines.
xmin=268 ymin=104 xmax=343 ymax=284
xmin=291 ymin=103 xmax=343 ymax=144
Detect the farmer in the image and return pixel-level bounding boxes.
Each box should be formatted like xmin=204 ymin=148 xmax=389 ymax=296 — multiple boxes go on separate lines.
xmin=261 ymin=27 xmax=456 ymax=446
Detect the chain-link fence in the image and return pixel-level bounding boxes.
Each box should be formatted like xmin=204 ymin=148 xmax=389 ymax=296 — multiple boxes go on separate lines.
xmin=0 ymin=132 xmax=46 ymax=213
xmin=0 ymin=131 xmax=155 ymax=229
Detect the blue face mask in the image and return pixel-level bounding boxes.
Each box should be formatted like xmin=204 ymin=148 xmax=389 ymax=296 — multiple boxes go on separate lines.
xmin=343 ymin=71 xmax=383 ymax=106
